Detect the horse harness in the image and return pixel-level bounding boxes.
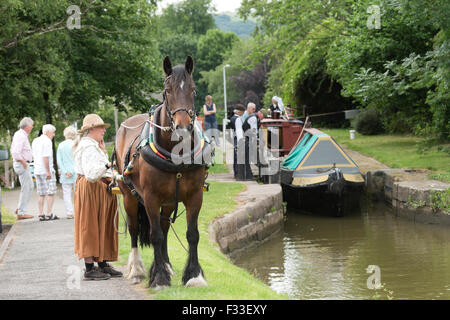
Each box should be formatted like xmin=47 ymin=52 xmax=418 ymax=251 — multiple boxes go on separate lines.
xmin=113 ymin=104 xmax=212 ymax=224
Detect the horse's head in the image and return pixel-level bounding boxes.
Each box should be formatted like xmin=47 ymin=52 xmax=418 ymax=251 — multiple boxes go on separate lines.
xmin=163 ymin=56 xmax=196 ymax=134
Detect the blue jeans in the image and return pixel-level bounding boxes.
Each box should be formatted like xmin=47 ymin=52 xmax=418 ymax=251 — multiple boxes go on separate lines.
xmin=204 ymin=121 xmax=220 ymax=146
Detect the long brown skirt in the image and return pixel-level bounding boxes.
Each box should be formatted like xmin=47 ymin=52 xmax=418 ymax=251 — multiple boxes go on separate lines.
xmin=74 ymin=175 xmax=118 ymax=262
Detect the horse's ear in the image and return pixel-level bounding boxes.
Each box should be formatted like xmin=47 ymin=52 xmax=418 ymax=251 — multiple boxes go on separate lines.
xmin=185 ymin=56 xmax=194 ymax=75
xmin=163 ymin=56 xmax=172 ymax=76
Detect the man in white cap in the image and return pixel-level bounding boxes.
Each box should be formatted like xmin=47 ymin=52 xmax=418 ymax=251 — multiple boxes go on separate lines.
xmin=32 ymin=124 xmax=58 ymax=221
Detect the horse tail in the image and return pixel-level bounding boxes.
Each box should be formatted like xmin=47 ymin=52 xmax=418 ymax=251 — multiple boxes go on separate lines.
xmin=137 ymin=201 xmax=151 ymax=247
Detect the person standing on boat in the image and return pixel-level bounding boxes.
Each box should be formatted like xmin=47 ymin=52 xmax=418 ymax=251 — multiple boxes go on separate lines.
xmin=268 ymin=96 xmax=286 ymax=119
xmin=203 ymin=95 xmax=221 ymax=147
xmin=73 ymin=114 xmax=122 ymax=280
xmin=230 ymin=104 xmax=245 ymax=178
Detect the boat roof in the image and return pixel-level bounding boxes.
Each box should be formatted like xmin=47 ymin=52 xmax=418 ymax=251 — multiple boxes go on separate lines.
xmin=281 ymin=129 xmax=364 ymax=186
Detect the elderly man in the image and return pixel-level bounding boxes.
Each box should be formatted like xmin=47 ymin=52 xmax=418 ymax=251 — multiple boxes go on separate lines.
xmin=236 ymin=102 xmax=259 ymax=181
xmin=10 ymin=117 xmax=34 ymax=220
xmin=230 ymin=104 xmax=245 ymax=178
xmin=32 ymin=124 xmax=58 ymax=221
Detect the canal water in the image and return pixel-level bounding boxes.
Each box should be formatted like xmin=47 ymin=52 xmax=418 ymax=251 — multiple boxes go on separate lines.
xmin=232 ymin=199 xmax=450 ymax=299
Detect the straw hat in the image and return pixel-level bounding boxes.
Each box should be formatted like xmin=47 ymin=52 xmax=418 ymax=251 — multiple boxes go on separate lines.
xmin=78 ymin=114 xmax=111 ymax=134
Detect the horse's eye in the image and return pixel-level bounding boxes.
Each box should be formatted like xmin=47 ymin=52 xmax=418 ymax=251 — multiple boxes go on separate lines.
xmin=166 ymin=88 xmax=172 ymax=94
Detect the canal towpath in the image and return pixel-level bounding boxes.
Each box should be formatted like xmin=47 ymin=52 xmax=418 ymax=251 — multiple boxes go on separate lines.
xmin=0 ymin=135 xmax=281 ymax=300
xmin=0 ymin=187 xmax=149 ymax=300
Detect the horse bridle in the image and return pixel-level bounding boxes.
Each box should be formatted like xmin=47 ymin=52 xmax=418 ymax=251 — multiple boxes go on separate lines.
xmin=163 ymin=88 xmax=196 ymax=132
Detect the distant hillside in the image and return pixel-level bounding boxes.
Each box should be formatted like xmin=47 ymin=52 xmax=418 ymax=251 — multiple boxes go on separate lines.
xmin=214 ymin=13 xmax=257 ymax=39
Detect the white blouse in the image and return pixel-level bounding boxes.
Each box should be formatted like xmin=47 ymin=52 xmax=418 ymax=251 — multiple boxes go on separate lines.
xmin=74 ymin=137 xmax=112 ymax=182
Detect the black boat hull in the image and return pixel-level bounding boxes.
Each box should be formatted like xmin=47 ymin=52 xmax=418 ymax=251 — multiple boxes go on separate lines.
xmin=282 ymin=182 xmax=363 ymax=217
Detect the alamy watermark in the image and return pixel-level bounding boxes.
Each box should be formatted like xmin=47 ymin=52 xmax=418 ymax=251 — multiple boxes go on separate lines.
xmin=367 ymin=5 xmax=381 ymax=30
xmin=66 ymin=5 xmax=81 ymax=30
xmin=366 ymin=265 xmax=381 ymax=290
xmin=170 ymin=128 xmax=280 ymax=175
xmin=66 ymin=265 xmax=81 ymax=290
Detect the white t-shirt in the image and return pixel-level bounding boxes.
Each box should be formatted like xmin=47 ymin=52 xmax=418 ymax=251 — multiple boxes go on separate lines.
xmin=32 ymin=135 xmax=54 ymax=175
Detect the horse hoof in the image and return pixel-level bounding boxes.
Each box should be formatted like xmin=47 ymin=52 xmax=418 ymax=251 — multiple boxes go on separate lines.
xmin=185 ymin=273 xmax=208 ymax=287
xmin=125 ymin=248 xmax=146 ymax=280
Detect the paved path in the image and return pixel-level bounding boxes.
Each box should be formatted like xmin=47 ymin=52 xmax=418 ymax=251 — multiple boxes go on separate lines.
xmin=0 ymin=187 xmax=148 ymax=300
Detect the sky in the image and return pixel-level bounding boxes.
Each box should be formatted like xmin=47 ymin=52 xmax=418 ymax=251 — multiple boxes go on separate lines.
xmin=158 ymin=0 xmax=243 ymax=14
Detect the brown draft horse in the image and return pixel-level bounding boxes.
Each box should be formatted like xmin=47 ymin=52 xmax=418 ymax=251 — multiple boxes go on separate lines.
xmin=114 ymin=56 xmax=208 ymax=289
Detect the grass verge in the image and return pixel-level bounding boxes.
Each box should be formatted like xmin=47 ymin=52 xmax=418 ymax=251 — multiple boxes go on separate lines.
xmin=321 ymin=129 xmax=450 ymax=182
xmin=116 ymin=180 xmax=287 ymax=300
xmin=0 ymin=199 xmax=16 ymax=225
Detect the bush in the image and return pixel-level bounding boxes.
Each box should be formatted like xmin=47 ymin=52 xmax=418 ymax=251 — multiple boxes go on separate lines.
xmin=355 ymin=108 xmax=384 ymax=135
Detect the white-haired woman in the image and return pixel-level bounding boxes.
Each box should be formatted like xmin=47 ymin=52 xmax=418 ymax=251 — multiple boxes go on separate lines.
xmin=57 ymin=126 xmax=77 ymax=219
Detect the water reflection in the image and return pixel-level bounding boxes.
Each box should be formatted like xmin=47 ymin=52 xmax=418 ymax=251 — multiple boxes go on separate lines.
xmin=233 ymin=199 xmax=450 ymax=299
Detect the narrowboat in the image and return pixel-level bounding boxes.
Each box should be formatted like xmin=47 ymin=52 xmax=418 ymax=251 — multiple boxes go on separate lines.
xmin=280 ymin=128 xmax=364 ymax=216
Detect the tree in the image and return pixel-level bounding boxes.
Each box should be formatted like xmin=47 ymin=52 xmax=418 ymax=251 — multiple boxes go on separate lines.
xmin=158 ymin=0 xmax=216 ymax=36
xmin=237 ymin=0 xmax=356 ymax=118
xmin=326 ymin=0 xmax=449 ymax=138
xmin=195 ymin=29 xmax=239 ymax=109
xmin=200 ymin=39 xmax=268 ymax=120
xmin=0 ymin=0 xmax=161 ymax=134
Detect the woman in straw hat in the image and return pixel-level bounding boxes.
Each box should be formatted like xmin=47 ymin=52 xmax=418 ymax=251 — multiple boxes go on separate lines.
xmin=73 ymin=114 xmax=122 ymax=280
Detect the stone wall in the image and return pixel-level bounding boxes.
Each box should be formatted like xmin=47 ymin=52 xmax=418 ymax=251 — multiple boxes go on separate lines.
xmin=366 ymin=169 xmax=450 ymax=225
xmin=208 ymin=183 xmax=285 ymax=258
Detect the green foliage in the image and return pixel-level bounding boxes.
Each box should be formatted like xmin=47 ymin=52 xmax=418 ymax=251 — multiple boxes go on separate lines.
xmin=0 ymin=0 xmax=161 ymax=134
xmin=194 ymin=29 xmax=239 ymax=111
xmin=370 ymin=282 xmax=394 ymax=300
xmin=238 ymin=0 xmax=449 ymax=140
xmin=196 ymin=29 xmax=239 ymax=72
xmin=157 ymin=33 xmax=198 ymax=66
xmin=326 ymin=0 xmax=449 ymax=140
xmin=158 ymin=0 xmax=215 ymax=36
xmin=429 ymin=189 xmax=450 ymax=213
xmin=200 ymin=39 xmax=267 ymax=116
xmin=214 ymin=13 xmax=257 ymax=39
xmin=428 ymin=173 xmax=450 ymax=183
xmin=355 ymin=108 xmax=384 ymax=135
xmin=406 ymin=195 xmax=426 ymax=209
xmin=155 ymin=0 xmax=239 ymax=110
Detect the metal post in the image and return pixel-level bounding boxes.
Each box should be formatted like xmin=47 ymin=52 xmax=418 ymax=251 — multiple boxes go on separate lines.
xmin=114 ymin=106 xmax=119 ymax=134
